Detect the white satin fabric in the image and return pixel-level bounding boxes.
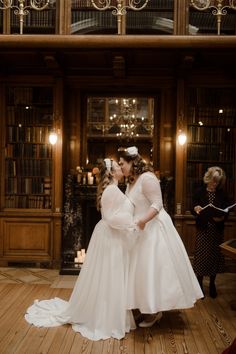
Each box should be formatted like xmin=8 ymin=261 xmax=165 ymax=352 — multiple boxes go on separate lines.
xmin=25 ymin=184 xmax=136 ymax=341
xmin=126 ymin=172 xmax=204 ymax=313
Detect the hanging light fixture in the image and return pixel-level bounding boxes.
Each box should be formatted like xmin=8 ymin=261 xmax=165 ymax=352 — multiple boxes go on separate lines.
xmin=108 ymin=97 xmax=152 ymax=139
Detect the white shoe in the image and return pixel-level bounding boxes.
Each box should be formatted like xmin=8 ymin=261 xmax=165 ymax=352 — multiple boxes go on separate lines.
xmin=138 ymin=312 xmax=163 ymax=328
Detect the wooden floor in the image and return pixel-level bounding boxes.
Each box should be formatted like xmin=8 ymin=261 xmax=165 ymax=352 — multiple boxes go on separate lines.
xmin=0 ymin=273 xmax=236 ymax=354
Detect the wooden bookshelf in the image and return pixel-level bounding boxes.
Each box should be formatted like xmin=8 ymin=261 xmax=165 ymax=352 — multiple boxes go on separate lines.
xmin=0 ymin=81 xmax=63 ymax=268
xmin=185 ymin=87 xmax=236 ymax=212
xmin=4 ymin=86 xmax=53 ymax=210
xmin=0 ymin=1 xmax=235 ymax=35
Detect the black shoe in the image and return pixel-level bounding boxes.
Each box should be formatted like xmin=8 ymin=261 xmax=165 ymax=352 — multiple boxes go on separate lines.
xmin=209 ymin=282 xmax=217 ymax=298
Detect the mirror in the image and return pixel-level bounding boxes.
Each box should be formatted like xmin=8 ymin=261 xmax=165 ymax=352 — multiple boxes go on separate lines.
xmin=86 ymin=96 xmax=154 ymax=165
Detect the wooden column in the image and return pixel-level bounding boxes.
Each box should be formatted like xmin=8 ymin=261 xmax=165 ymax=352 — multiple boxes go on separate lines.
xmin=175 ymin=79 xmax=187 ymax=214
xmin=174 ymin=0 xmax=189 ymax=35
xmin=57 ymin=0 xmax=71 ymax=34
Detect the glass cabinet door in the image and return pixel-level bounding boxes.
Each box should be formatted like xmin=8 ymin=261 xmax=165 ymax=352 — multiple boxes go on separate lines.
xmin=71 ymin=0 xmax=174 ymax=35
xmin=86 ymin=96 xmax=154 ymax=165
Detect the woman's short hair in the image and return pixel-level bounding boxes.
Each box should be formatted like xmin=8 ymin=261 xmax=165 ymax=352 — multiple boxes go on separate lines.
xmin=203 ymin=166 xmax=226 ymax=188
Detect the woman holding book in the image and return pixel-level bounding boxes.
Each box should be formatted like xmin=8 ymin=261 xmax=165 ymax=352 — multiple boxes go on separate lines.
xmin=191 ymin=166 xmax=230 ymax=298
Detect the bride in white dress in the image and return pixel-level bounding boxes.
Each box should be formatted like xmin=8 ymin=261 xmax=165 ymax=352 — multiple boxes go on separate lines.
xmin=119 ymin=146 xmax=204 ymax=327
xmin=25 ymin=159 xmax=136 ymax=341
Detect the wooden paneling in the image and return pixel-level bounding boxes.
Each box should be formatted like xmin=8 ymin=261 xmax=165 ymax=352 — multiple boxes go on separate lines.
xmin=2 ymin=218 xmax=52 ymax=260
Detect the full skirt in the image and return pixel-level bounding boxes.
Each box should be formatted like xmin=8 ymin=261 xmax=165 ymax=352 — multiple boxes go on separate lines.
xmin=127 ymin=208 xmax=204 ymax=313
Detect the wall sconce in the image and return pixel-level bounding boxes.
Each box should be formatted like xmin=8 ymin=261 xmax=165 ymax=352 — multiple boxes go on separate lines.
xmin=177 ymin=111 xmax=187 ymax=145
xmin=49 ymin=112 xmax=61 ymax=145
xmin=177 ymin=130 xmax=187 ymax=145
xmin=49 ymin=130 xmax=58 ymax=145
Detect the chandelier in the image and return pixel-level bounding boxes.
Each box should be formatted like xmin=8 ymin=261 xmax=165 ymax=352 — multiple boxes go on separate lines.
xmin=91 ymin=0 xmax=149 ymax=34
xmin=0 ymin=0 xmax=50 ymax=34
xmin=190 ymin=0 xmax=236 ymax=35
xmin=108 ymin=98 xmax=152 ymax=139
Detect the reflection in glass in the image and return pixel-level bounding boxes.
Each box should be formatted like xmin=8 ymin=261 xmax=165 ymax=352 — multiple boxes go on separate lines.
xmin=87 ymin=96 xmax=153 ymax=138
xmin=86 ymin=96 xmax=154 ymax=165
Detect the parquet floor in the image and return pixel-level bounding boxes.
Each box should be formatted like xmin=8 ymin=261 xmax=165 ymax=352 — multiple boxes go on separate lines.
xmin=0 ymin=269 xmax=235 ymax=354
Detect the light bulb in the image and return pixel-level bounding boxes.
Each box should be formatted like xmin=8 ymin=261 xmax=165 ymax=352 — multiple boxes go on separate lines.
xmin=178 ymin=131 xmax=187 ymax=145
xmin=49 ymin=131 xmax=58 ymax=145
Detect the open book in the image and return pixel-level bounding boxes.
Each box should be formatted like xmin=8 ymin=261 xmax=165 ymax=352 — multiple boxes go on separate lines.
xmin=199 ymin=202 xmax=236 ymax=217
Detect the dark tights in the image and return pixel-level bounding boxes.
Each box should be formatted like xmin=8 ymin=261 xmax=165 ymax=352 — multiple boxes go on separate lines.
xmin=197 ymin=275 xmax=217 ymax=298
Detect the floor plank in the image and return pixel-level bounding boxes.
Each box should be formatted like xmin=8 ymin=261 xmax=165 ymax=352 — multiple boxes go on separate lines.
xmin=0 ymin=272 xmax=235 ymax=354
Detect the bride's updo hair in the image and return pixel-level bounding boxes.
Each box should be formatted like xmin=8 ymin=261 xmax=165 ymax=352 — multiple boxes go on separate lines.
xmin=96 ymin=158 xmax=114 ymax=210
xmin=118 ymin=146 xmax=153 ymax=183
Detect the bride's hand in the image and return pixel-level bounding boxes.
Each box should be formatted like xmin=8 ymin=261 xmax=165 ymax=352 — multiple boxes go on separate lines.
xmin=136 ymin=219 xmax=146 ymax=230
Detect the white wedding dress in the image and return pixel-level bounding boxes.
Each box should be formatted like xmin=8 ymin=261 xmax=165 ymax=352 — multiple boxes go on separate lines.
xmin=126 ymin=172 xmax=204 ymax=313
xmin=25 ymin=184 xmax=136 ymax=341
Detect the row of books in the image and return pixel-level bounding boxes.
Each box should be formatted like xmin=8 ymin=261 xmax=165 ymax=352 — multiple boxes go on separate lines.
xmin=7 ymin=106 xmax=52 ymax=126
xmin=5 ymin=176 xmax=51 ymax=195
xmin=71 ymin=10 xmax=176 ymax=31
xmin=5 ymin=143 xmax=52 ymax=159
xmin=5 ymin=195 xmax=51 ymax=209
xmin=187 ymin=107 xmax=236 ymax=126
xmin=5 ymin=159 xmax=52 ymax=177
xmin=7 ymin=126 xmax=52 ymax=144
xmin=72 ymin=11 xmax=115 ymax=29
xmin=187 ymin=126 xmax=235 ymax=143
xmin=187 ymin=144 xmax=235 ymax=162
xmin=190 ymin=11 xmax=236 ymax=32
xmin=7 ymin=87 xmax=53 ymax=106
xmin=187 ymin=88 xmax=236 ymax=106
xmin=10 ymin=8 xmax=56 ymax=28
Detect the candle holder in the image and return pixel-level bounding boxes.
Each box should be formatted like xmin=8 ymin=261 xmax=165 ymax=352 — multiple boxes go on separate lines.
xmin=0 ymin=0 xmax=50 ymax=34
xmin=91 ymin=0 xmax=149 ymax=35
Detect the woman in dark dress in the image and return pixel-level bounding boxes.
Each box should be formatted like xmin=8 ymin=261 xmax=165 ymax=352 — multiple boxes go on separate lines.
xmin=191 ymin=166 xmax=229 ymax=298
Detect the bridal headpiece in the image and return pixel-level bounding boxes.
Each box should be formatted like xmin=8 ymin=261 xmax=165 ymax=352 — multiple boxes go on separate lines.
xmin=104 ymin=158 xmax=112 ymax=172
xmin=126 ymin=146 xmax=138 ymax=157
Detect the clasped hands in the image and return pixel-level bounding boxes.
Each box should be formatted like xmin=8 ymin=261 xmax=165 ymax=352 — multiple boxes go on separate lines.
xmin=134 ymin=219 xmax=146 ymax=230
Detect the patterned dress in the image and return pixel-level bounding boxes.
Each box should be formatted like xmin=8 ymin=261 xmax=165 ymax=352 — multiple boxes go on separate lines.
xmin=193 ymin=190 xmax=226 ymax=277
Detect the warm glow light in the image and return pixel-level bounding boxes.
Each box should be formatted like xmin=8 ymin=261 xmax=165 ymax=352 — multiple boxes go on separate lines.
xmin=49 ymin=131 xmax=58 ymax=145
xmin=178 ymin=131 xmax=187 ymax=145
